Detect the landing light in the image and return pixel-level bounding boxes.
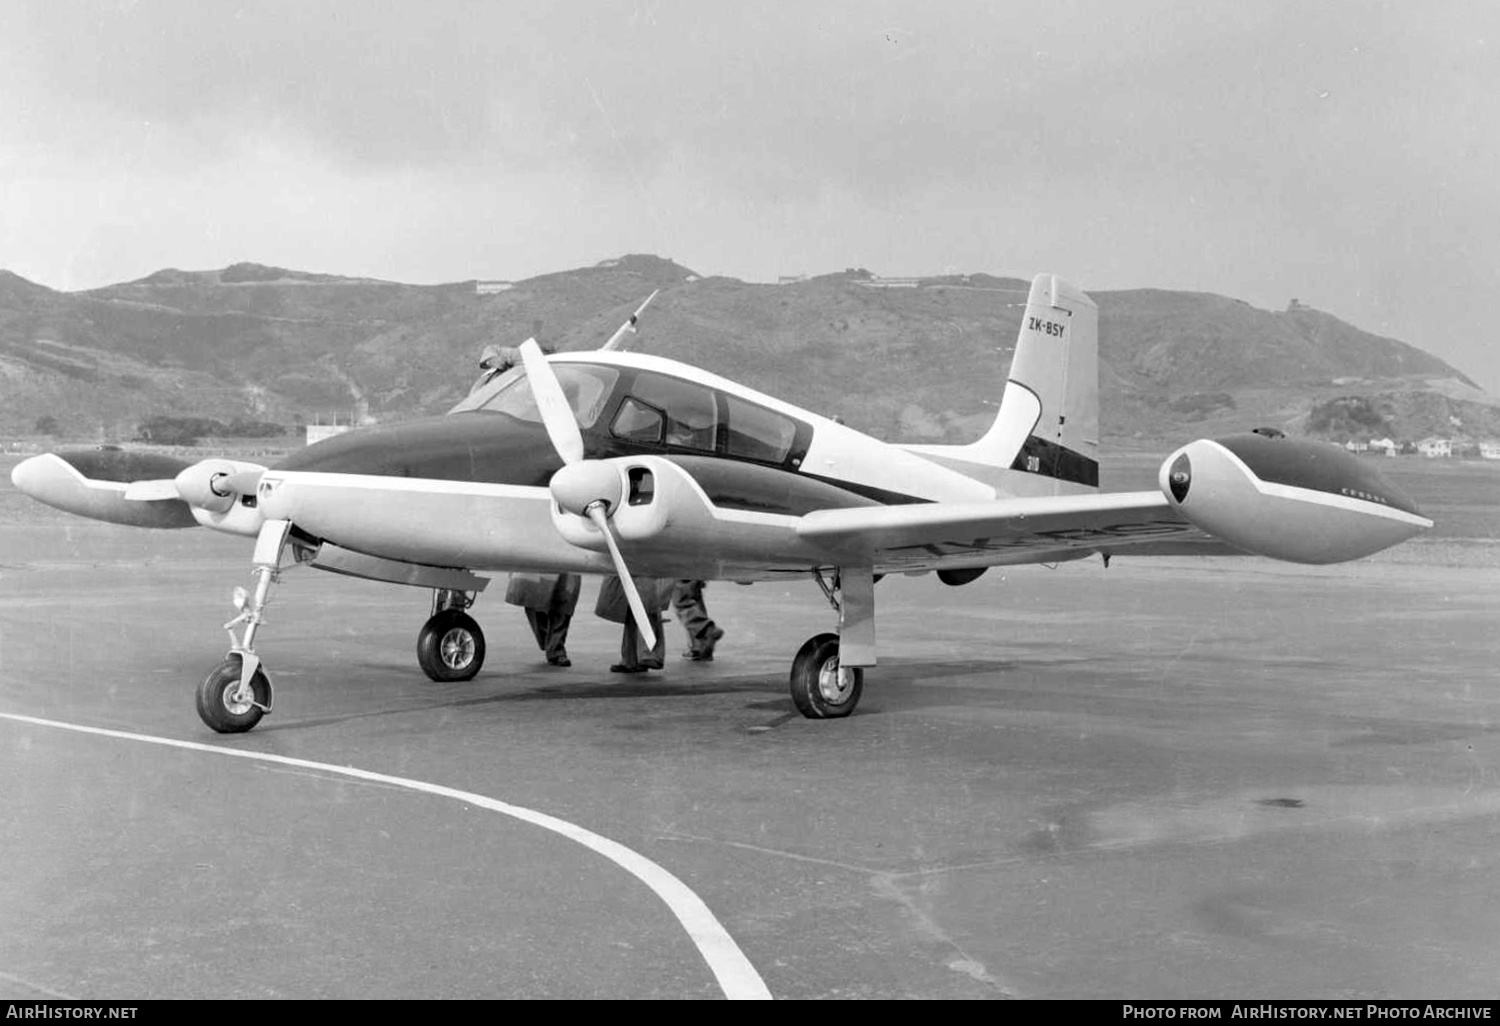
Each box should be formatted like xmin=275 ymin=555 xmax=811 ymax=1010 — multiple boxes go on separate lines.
xmin=232 ymin=586 xmax=249 ymax=612
xmin=1167 ymin=453 xmax=1192 ymax=502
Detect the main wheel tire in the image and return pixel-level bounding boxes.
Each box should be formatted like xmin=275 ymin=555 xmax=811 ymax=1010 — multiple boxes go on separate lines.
xmin=790 ymin=632 xmax=864 ymax=719
xmin=197 ymin=655 xmax=270 ymax=734
xmin=417 ymin=609 xmax=486 ymax=682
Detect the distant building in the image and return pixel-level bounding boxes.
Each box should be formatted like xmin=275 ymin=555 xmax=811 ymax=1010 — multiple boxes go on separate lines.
xmin=475 ymin=280 xmax=513 ymax=295
xmin=1369 ymin=437 xmax=1398 ymax=457
xmin=1481 ymin=442 xmax=1500 ymax=460
xmin=1417 ymin=437 xmax=1452 ymax=458
xmin=306 ymin=424 xmax=351 ymax=445
xmin=1344 ymin=440 xmax=1369 ymax=453
xmin=859 ymin=276 xmax=922 ymax=289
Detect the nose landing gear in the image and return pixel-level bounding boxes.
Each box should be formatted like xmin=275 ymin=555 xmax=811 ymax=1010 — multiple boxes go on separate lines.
xmin=197 ymin=519 xmax=292 ymax=733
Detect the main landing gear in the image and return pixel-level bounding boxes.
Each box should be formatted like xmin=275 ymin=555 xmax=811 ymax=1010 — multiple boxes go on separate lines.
xmin=789 ymin=567 xmax=876 ymax=719
xmin=417 ymin=589 xmax=485 ymax=682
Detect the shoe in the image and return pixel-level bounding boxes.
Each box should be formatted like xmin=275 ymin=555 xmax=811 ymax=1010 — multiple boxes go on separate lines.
xmin=698 ymin=625 xmax=725 ymax=660
xmin=610 ymin=664 xmax=647 ymax=674
xmin=547 ymin=654 xmax=571 ymax=667
xmin=685 ymin=651 xmax=713 ymax=662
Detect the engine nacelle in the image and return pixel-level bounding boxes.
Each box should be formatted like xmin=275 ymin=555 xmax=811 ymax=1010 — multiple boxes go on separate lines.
xmin=174 ymin=459 xmax=266 ymax=514
xmin=1158 ymin=433 xmax=1431 ymax=564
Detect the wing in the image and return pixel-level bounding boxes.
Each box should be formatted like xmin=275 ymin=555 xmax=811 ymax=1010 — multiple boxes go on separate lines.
xmin=796 ymin=490 xmax=1243 ymax=570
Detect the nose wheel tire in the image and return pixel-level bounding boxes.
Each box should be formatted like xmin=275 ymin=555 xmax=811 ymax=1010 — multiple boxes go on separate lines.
xmin=417 ymin=609 xmax=486 ymax=682
xmin=197 ymin=655 xmax=271 ymax=734
xmin=790 ymin=632 xmax=863 ymax=719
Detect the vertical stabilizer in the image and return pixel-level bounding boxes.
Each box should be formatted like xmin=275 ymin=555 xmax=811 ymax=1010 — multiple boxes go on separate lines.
xmin=905 ymin=273 xmax=1099 ymax=494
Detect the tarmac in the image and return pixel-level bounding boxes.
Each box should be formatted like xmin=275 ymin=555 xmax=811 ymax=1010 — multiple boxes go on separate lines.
xmin=1 ymin=518 xmax=1498 ymax=999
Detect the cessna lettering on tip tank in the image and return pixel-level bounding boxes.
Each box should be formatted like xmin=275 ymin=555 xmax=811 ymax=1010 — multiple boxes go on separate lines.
xmin=10 ymin=276 xmax=1433 ymax=733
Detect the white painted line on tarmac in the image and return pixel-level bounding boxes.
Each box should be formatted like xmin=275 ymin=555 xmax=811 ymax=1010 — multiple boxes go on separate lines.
xmin=0 ymin=711 xmax=773 ymax=1001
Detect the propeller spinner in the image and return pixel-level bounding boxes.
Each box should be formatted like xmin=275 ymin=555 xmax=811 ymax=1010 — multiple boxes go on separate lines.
xmin=519 ymin=339 xmax=657 ymax=648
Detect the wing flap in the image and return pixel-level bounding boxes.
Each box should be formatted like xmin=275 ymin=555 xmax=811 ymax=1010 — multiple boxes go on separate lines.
xmin=797 ymin=490 xmax=1237 ymax=565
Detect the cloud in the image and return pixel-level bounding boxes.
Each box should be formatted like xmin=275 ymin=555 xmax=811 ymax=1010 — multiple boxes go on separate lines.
xmin=3 ymin=1 xmax=1500 ymax=388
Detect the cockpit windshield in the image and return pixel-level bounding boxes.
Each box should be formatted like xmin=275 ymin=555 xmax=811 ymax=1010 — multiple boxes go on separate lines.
xmin=449 ymin=363 xmax=619 ymax=429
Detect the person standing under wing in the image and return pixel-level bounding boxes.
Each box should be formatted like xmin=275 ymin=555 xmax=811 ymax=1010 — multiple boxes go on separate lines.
xmin=505 ymin=572 xmax=581 ymax=667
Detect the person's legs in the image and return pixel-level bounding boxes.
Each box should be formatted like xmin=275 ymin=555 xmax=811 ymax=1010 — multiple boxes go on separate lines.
xmin=524 ymin=608 xmax=548 ymax=650
xmin=673 ymin=580 xmax=723 ymax=660
xmin=613 ymin=612 xmax=664 ymax=672
xmin=613 ymin=614 xmax=644 ymax=672
xmin=542 ymin=613 xmax=571 ymax=666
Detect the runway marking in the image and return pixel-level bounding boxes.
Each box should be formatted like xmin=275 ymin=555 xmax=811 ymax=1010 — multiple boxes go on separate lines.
xmin=0 ymin=969 xmax=78 ymax=1000
xmin=660 ymin=832 xmax=1019 ymax=996
xmin=0 ymin=711 xmax=772 ymax=1001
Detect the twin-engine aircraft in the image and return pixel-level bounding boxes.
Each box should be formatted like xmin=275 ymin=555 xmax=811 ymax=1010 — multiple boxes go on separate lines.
xmin=10 ymin=275 xmax=1432 ymax=733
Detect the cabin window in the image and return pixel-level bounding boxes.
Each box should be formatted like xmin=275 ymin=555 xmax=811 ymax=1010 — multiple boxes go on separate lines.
xmin=625 ymin=374 xmax=718 ymax=453
xmin=611 ymin=397 xmax=665 ymax=444
xmin=455 ymin=364 xmax=618 ymax=428
xmin=724 ymin=395 xmax=798 ymax=463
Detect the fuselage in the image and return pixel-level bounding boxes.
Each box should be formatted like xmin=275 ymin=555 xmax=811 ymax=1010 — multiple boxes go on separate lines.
xmin=255 ymin=350 xmax=995 ymax=577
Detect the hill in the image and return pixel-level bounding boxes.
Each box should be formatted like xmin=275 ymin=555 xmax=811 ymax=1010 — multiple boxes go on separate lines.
xmin=0 ymin=255 xmax=1492 ymax=448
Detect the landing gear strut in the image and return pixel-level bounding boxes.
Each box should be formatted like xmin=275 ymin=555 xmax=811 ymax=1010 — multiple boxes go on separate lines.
xmin=417 ymin=589 xmax=485 ymax=682
xmin=197 ymin=519 xmax=291 ymax=733
xmin=789 ymin=567 xmax=874 ymax=719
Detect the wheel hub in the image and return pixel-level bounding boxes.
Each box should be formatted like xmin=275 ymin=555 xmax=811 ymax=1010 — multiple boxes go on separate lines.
xmin=222 ymin=682 xmax=255 ymax=715
xmin=440 ymin=628 xmax=476 ymax=669
xmin=816 ymin=656 xmax=855 ymax=704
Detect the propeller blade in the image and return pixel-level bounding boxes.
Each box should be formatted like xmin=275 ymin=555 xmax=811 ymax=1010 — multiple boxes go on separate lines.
xmin=586 ymin=505 xmax=657 ymax=649
xmin=122 ymin=478 xmax=181 ymax=502
xmin=519 ymin=338 xmax=585 ymax=465
xmin=600 ymin=289 xmax=660 ymax=352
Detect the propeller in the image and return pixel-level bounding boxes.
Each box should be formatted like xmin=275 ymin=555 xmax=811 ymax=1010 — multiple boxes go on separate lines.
xmin=123 ymin=460 xmax=265 ymax=514
xmin=600 ymin=290 xmax=659 ymax=352
xmin=519 ymin=339 xmax=657 ymax=649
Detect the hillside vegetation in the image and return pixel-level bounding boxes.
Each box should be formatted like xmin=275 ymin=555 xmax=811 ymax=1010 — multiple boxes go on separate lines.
xmin=0 ymin=257 xmax=1492 ymax=447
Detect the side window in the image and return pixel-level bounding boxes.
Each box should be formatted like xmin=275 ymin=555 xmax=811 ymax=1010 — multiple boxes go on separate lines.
xmin=611 ymin=397 xmax=665 ymax=444
xmin=725 ymin=394 xmax=797 ymax=463
xmin=625 ymin=374 xmax=718 ymax=453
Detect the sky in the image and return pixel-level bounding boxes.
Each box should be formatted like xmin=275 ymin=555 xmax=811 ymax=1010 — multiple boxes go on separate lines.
xmin=2 ymin=1 xmax=1498 ymax=391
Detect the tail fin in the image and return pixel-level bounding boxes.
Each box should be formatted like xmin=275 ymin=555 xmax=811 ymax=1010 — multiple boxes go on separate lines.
xmin=906 ymin=273 xmax=1098 ymax=494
